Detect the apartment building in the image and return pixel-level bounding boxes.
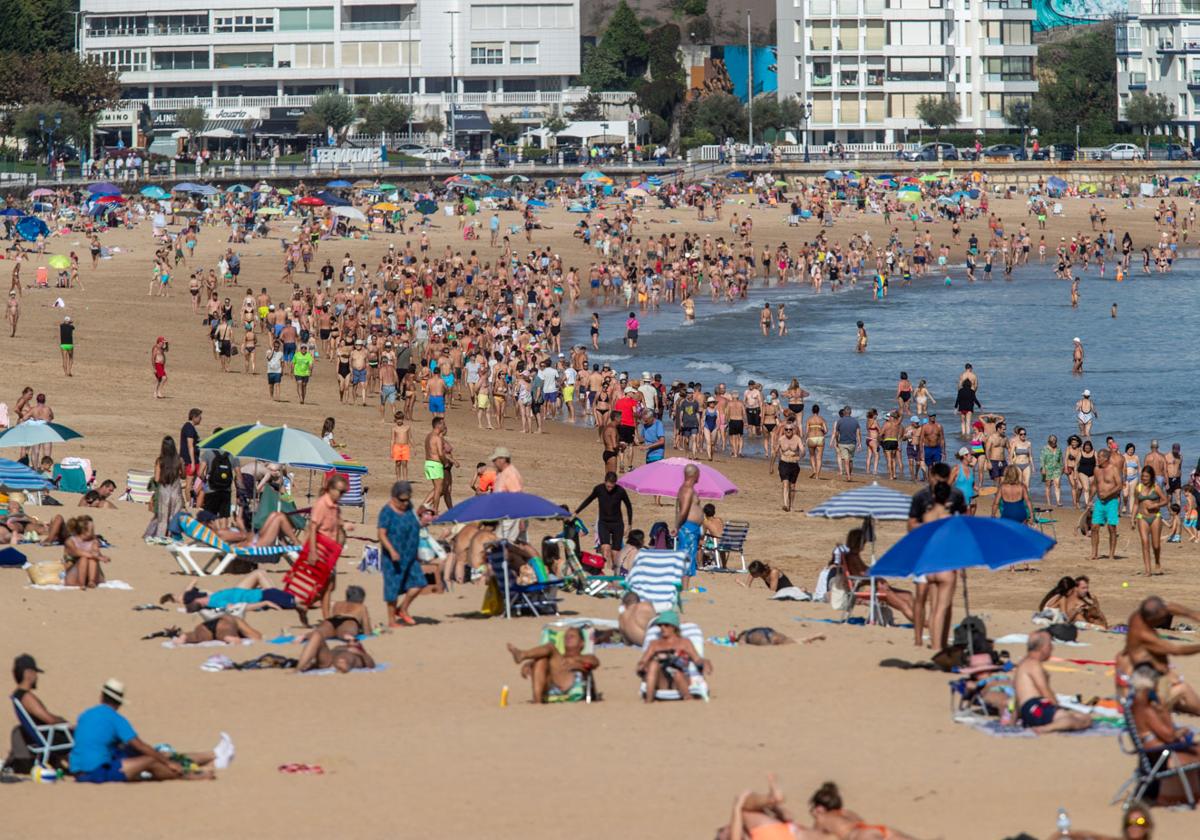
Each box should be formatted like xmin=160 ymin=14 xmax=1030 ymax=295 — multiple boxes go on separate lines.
xmin=775 ymin=0 xmax=1038 ymax=144
xmin=79 ymin=0 xmax=587 ymax=150
xmin=1116 ymin=1 xmax=1200 ymax=141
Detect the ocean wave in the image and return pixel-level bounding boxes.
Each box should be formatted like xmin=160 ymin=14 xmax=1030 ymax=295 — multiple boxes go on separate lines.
xmin=589 ymin=353 xmax=630 ymax=361
xmin=685 ymin=360 xmax=734 ymax=374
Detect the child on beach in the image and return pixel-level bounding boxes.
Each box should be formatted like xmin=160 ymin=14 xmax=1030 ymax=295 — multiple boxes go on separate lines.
xmin=390 ymin=411 xmax=410 ymax=480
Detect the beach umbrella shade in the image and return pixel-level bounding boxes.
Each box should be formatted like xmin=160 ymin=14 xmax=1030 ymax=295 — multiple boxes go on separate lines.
xmin=0 ymin=208 xmax=26 ymax=217
xmin=485 ymin=189 xmax=511 ymax=200
xmin=1046 ymin=176 xmax=1068 ymax=192
xmin=463 ymin=197 xmax=477 ymax=214
xmin=47 ymin=254 xmax=70 ymax=270
xmin=214 ymin=425 xmax=343 ymax=467
xmin=824 ymin=169 xmax=844 ymax=180
xmin=15 ymin=217 xmax=49 ymax=241
xmin=0 ymin=458 xmax=52 ymax=491
xmin=527 ymin=199 xmax=548 ymax=208
xmin=377 ymin=183 xmax=397 ymax=191
xmin=94 ymin=195 xmax=125 ymax=204
xmin=918 ymin=173 xmax=939 ymax=182
xmin=504 ymin=174 xmax=530 ymax=185
xmin=326 ymin=179 xmax=352 ymax=188
xmin=315 ymin=191 xmax=350 ymax=207
xmin=373 ymin=202 xmax=401 ymax=211
xmin=624 ymin=187 xmax=649 ymax=198
xmin=255 ymin=206 xmax=283 ymax=215
xmin=414 ymin=199 xmax=437 ymax=215
xmin=332 ymin=206 xmax=366 ymax=222
xmin=870 ymin=517 xmax=1055 ymax=579
xmin=471 ymin=174 xmax=494 ymax=182
xmin=932 ymin=171 xmax=951 ymax=178
xmin=277 ymin=188 xmax=294 ymax=196
xmin=807 ymin=482 xmax=911 ymax=521
xmin=172 ymin=182 xmax=201 ymax=193
xmin=936 ymin=196 xmax=958 ymax=206
xmin=197 ymin=423 xmax=272 ymax=452
xmin=580 ymin=170 xmax=607 ymax=181
xmin=434 ymin=492 xmax=569 ymax=524
xmin=140 ymin=185 xmax=169 ymax=199
xmin=352 ymin=179 xmax=374 ymax=188
xmin=87 ymin=183 xmax=121 ymax=196
xmin=726 ymin=171 xmax=749 ymax=180
xmin=296 ymin=196 xmax=324 ymax=207
xmin=1171 ymin=176 xmax=1190 ymax=183
xmin=0 ymin=420 xmax=83 ymax=448
xmin=774 ymin=179 xmax=789 ymax=187
xmin=645 ymin=176 xmax=663 ymax=186
xmin=191 ymin=185 xmax=220 ymax=196
xmin=226 ymin=184 xmax=252 ymax=193
xmin=897 ymin=191 xmax=920 ymax=203
xmin=617 ymin=457 xmax=738 ymax=500
xmin=175 ymin=208 xmax=202 ymax=217
xmin=29 ymin=188 xmax=55 ymax=198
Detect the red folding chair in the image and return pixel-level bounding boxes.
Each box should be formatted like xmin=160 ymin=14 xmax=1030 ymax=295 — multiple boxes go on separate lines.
xmin=283 ymin=531 xmax=342 ymax=608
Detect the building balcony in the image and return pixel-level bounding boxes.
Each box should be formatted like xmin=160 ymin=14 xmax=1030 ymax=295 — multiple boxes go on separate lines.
xmin=121 ymin=90 xmax=632 ymax=111
xmin=1156 ymin=39 xmax=1200 ymax=51
xmin=1139 ymin=1 xmax=1200 ymax=17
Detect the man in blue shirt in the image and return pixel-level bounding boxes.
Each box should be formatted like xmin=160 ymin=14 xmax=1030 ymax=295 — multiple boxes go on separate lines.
xmin=639 ymin=409 xmax=666 ymax=463
xmin=70 ymin=678 xmax=230 ymax=782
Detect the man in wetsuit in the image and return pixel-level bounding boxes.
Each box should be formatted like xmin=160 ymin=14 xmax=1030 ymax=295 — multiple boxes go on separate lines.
xmin=575 ymin=472 xmax=634 ymax=573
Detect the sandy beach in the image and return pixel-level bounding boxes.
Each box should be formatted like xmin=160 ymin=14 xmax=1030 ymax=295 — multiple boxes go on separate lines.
xmin=2 ymin=185 xmax=1197 ymax=839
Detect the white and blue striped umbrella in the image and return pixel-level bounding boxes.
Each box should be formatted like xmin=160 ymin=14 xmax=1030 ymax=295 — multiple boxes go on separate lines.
xmin=0 ymin=458 xmax=52 ymax=490
xmin=806 ymin=482 xmax=911 ymax=521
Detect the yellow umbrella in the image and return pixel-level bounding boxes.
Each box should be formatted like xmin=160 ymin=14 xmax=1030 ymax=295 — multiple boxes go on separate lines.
xmin=373 ymin=202 xmax=400 ymax=211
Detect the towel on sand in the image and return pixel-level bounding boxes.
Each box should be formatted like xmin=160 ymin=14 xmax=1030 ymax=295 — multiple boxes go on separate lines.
xmin=28 ymin=580 xmax=132 ymax=591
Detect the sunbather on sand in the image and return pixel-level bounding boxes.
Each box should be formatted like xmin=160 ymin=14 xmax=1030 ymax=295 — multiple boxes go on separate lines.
xmin=733 ymin=628 xmax=796 ymax=645
xmin=1117 ymin=596 xmax=1200 ymax=715
xmin=715 ymin=774 xmax=828 ymax=840
xmin=162 ymin=570 xmax=295 ymax=613
xmin=1014 ymin=630 xmax=1092 ymax=734
xmin=1128 ymin=663 xmax=1200 ymax=806
xmin=63 ymin=515 xmax=109 ymax=588
xmin=202 ymin=511 xmax=301 ymax=547
xmin=808 ymin=781 xmax=918 ymax=840
xmin=172 ymin=615 xmax=262 ymax=645
xmin=636 ymin=611 xmax=711 ymax=703
xmin=618 ymin=591 xmax=656 ymax=646
xmin=297 ymin=635 xmax=375 ymax=673
xmin=507 ymin=627 xmax=599 ymax=703
xmin=307 ymin=585 xmax=372 ymax=641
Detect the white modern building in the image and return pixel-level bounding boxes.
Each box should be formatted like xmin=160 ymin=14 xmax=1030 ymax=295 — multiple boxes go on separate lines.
xmin=1116 ymin=1 xmax=1200 ymax=141
xmin=79 ymin=0 xmax=606 ymax=152
xmin=775 ymin=0 xmax=1038 ymax=144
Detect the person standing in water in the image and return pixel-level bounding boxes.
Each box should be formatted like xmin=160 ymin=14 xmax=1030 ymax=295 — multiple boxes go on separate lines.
xmin=1075 ymin=389 xmax=1097 ymax=440
xmin=856 ymin=321 xmax=867 ymax=353
xmin=1072 ymin=337 xmax=1084 ymax=374
xmin=759 ymin=303 xmax=772 ymax=337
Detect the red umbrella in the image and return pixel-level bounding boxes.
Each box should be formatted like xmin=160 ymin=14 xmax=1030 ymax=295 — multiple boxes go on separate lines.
xmin=297 ymin=196 xmax=325 ymax=207
xmin=95 ymin=195 xmax=125 ymax=204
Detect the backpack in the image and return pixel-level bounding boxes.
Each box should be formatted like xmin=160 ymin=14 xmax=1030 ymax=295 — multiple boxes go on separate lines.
xmin=952 ymin=616 xmax=990 ymax=654
xmin=209 ymin=452 xmax=234 ymax=491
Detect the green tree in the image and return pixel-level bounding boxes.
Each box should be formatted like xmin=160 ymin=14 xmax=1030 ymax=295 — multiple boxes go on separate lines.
xmin=40 ymin=53 xmax=121 ymax=122
xmin=599 ymin=0 xmax=648 ymax=80
xmin=1004 ymin=98 xmax=1032 ymax=146
xmin=681 ymin=92 xmax=745 ymax=142
xmin=580 ymin=41 xmax=628 ymax=92
xmin=12 ymin=101 xmax=82 ymax=157
xmin=569 ymin=92 xmax=605 ymax=121
xmin=1029 ymin=22 xmax=1115 ymax=143
xmin=422 ymin=114 xmax=445 ymax=139
xmin=298 ymin=91 xmax=357 ymax=143
xmin=175 ymin=106 xmax=205 ymax=154
xmin=360 ymin=96 xmax=413 ymax=134
xmin=678 ymin=0 xmax=707 ymax=15
xmin=645 ymin=113 xmax=669 ymax=143
xmin=1123 ymin=91 xmax=1175 ymax=152
xmin=490 ymin=114 xmax=521 ymax=143
xmin=0 ymin=0 xmax=41 ymax=53
xmin=544 ymin=115 xmax=568 ymax=134
xmin=915 ymin=95 xmax=959 ymax=137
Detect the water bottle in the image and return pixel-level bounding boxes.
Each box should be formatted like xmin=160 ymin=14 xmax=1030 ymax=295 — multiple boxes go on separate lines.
xmin=1056 ymin=808 xmax=1071 ymax=836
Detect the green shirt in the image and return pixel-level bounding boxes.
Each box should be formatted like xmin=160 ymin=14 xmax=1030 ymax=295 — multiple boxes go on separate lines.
xmin=292 ymin=352 xmax=314 ymax=378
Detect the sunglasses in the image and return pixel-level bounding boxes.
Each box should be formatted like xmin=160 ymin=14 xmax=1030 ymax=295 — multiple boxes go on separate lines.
xmin=397 ymin=496 xmax=412 ymax=504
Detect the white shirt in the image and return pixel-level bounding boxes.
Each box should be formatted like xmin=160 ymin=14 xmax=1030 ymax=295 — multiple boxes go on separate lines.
xmin=537 ymin=367 xmax=559 ymax=394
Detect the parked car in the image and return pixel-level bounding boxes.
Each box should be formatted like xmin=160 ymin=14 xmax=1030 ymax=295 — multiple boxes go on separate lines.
xmin=1147 ymin=143 xmax=1189 ymax=160
xmin=900 ymin=142 xmax=959 ymax=162
xmin=411 ymin=146 xmax=456 ymax=163
xmin=393 ymin=142 xmax=425 ymax=154
xmin=982 ymin=143 xmax=1027 ymax=160
xmin=1100 ymin=143 xmax=1144 ymax=160
xmin=1031 ymin=143 xmax=1076 ymax=161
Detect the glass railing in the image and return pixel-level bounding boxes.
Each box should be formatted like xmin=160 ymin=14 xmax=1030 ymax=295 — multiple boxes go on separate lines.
xmin=812 ymin=74 xmax=833 ymax=86
xmin=343 ymin=18 xmax=418 ymax=29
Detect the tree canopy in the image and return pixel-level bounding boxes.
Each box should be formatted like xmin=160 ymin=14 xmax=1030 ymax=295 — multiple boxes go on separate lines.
xmin=915 ymin=95 xmax=959 ymax=136
xmin=359 ymin=96 xmax=413 ymax=134
xmin=298 ymin=92 xmax=358 ymax=143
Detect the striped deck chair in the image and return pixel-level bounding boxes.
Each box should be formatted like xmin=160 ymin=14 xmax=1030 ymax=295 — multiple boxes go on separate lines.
xmin=338 ymin=473 xmax=367 ymax=523
xmin=639 ymin=622 xmax=710 ymax=702
xmin=168 ymin=514 xmax=299 ymax=576
xmin=123 ymin=469 xmax=153 ymax=504
xmin=624 ymin=549 xmax=689 ymax=612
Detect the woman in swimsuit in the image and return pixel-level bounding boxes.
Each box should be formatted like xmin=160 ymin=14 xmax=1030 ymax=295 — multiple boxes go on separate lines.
xmin=1135 ymin=466 xmax=1168 ymax=577
xmin=808 ymin=781 xmax=917 ymax=840
xmin=63 ymin=515 xmax=109 ymax=589
xmin=1124 ymin=443 xmax=1141 ymax=517
xmin=864 ymin=409 xmax=881 ymax=475
xmin=761 ymin=392 xmax=780 ymax=458
xmin=895 ymin=372 xmax=912 ymax=416
xmin=805 ymin=406 xmax=828 ymax=479
xmin=742 ymin=560 xmax=794 ymax=593
xmin=950 ymin=448 xmax=976 ymax=511
xmin=914 ymin=379 xmax=934 ymax=416
xmin=703 ymin=398 xmax=720 ymax=461
xmin=783 ymin=378 xmax=808 ymax=417
xmin=1076 ymin=440 xmax=1096 ymax=507
xmin=992 ymin=465 xmax=1032 ymax=526
xmin=592 ymin=380 xmax=610 ymax=429
xmin=1008 ymin=426 xmax=1034 ymax=489
xmin=715 ymin=776 xmax=827 ymax=840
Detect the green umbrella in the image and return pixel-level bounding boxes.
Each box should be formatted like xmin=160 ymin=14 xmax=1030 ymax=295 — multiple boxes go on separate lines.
xmin=198 ymin=423 xmax=271 ymax=451
xmin=503 ymin=174 xmax=530 ymax=185
xmin=48 ymin=254 xmax=71 ymax=270
xmin=377 ymin=183 xmax=398 ymax=191
xmin=0 ymin=421 xmax=83 ymax=448
xmin=897 ymin=191 xmax=920 ymax=202
xmin=918 ymin=173 xmax=939 ymax=183
xmin=463 ymin=197 xmax=477 ymax=214
xmin=415 ymin=199 xmax=437 ymax=215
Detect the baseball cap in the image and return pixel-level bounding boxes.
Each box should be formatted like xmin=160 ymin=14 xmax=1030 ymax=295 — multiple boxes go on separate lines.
xmin=957 ymin=446 xmax=970 ymax=458
xmin=13 ymin=653 xmax=43 ymax=677
xmin=102 ymin=678 xmax=125 ymax=705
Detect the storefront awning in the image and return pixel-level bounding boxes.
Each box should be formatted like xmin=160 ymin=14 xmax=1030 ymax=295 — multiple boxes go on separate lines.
xmin=446 ymin=110 xmax=491 ymax=133
xmin=202 ymin=119 xmax=261 ymax=136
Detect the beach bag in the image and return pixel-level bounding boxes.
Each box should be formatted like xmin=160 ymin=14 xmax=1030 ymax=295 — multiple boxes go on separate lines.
xmin=1047 ymin=623 xmax=1078 ymax=643
xmin=26 ymin=559 xmax=65 ymax=586
xmin=480 ymin=579 xmax=503 ymax=616
xmin=828 ymin=573 xmax=853 ymax=612
xmin=579 ymin=551 xmax=606 ymax=572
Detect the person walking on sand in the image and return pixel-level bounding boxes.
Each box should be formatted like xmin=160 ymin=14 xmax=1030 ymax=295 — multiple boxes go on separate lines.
xmin=1091 ymin=449 xmax=1123 ymax=561
xmin=390 ymin=411 xmax=411 ymax=481
xmin=59 ymin=316 xmax=75 ymax=376
xmin=378 ymin=481 xmax=423 ymax=627
xmin=5 ymin=291 xmax=18 ymax=338
xmin=675 ymin=464 xmax=704 ymax=586
xmin=151 ymin=336 xmax=168 ymax=399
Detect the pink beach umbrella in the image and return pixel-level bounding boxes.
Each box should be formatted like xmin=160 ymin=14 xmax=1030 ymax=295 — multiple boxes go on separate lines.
xmin=617 ymin=457 xmax=738 ymax=500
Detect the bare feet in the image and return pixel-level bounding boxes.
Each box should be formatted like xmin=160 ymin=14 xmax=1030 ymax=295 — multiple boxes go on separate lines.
xmin=506 ymin=642 xmax=523 ymax=664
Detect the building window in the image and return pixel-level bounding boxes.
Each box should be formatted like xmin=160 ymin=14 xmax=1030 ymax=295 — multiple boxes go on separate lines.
xmin=213 ymin=14 xmax=274 ymax=33
xmin=813 ymin=60 xmax=832 ymax=86
xmin=286 ymin=43 xmax=334 ymax=68
xmin=152 ymin=50 xmax=210 ymax=71
xmin=983 ymin=56 xmax=1034 ymax=81
xmin=213 ymin=48 xmax=274 ymax=68
xmin=886 ymin=56 xmax=945 ymax=82
xmin=510 ymin=42 xmax=538 ymax=64
xmin=342 ymin=42 xmax=410 ymax=66
xmin=90 ymin=49 xmax=148 ymax=72
xmin=86 ymin=15 xmax=150 ymax=37
xmin=866 ymin=66 xmax=884 ymax=86
xmin=151 ymin=14 xmax=209 ymax=36
xmin=470 ymin=5 xmax=572 ymax=29
xmin=278 ymin=7 xmax=334 ymax=31
xmin=470 ymin=42 xmax=504 ymax=64
xmin=840 ymin=68 xmax=859 ymax=86
xmin=886 ymin=21 xmax=944 ymax=47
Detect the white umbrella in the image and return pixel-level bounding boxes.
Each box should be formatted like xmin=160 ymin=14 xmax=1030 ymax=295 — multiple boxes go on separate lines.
xmin=201 ymin=127 xmax=237 ymax=139
xmin=332 ymin=206 xmax=366 ymax=222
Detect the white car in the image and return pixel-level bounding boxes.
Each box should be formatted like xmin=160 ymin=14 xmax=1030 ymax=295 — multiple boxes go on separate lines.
xmin=394 ymin=142 xmax=425 ymax=154
xmin=1101 ymin=143 xmax=1144 ymax=161
xmin=411 ymin=146 xmax=456 ymax=163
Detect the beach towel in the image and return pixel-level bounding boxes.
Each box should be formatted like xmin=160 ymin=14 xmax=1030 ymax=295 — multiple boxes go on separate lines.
xmin=771 ymin=587 xmax=812 ymax=601
xmin=995 ymin=632 xmax=1090 ymax=648
xmin=27 ymin=580 xmax=132 ymax=592
xmin=297 ymin=663 xmax=389 ymax=676
xmin=960 ymin=719 xmax=1121 ymax=738
xmin=162 ymin=638 xmax=254 ymax=650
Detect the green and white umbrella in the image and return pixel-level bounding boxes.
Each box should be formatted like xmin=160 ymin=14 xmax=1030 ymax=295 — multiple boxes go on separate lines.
xmin=0 ymin=421 xmax=83 ymax=448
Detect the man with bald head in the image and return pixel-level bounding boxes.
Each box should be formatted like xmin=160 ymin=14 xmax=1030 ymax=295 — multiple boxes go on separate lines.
xmin=1118 ymin=596 xmax=1200 ymax=714
xmin=675 ymin=464 xmax=704 ymax=587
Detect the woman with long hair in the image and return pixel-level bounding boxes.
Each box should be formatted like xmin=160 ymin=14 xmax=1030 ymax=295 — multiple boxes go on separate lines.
xmin=1134 ymin=466 xmax=1168 ymax=576
xmin=144 ymin=435 xmax=185 ymax=541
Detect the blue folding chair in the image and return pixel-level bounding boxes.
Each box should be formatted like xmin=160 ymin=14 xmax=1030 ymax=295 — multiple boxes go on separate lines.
xmin=11 ymin=694 xmax=73 ymax=769
xmin=487 ymin=540 xmax=563 ymax=619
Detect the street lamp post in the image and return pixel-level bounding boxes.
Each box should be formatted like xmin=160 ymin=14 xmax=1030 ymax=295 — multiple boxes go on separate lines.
xmin=801 ymin=99 xmax=812 ymax=163
xmin=444 ymin=10 xmax=460 ymax=153
xmin=39 ymin=114 xmax=62 ymax=180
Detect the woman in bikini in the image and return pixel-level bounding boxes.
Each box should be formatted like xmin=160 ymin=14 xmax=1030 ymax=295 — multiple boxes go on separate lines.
xmin=63 ymin=515 xmax=109 ymax=589
xmin=1124 ymin=443 xmax=1141 ymax=517
xmin=805 ymin=405 xmax=828 ymax=479
xmin=894 ymin=372 xmax=912 ymax=416
xmin=914 ymin=379 xmax=934 ymax=416
xmin=783 ymin=379 xmax=808 ymax=417
xmin=715 ymin=775 xmax=828 ymax=840
xmin=808 ymin=781 xmax=917 ymax=840
xmin=1134 ymin=466 xmax=1168 ymax=576
xmin=1007 ymin=426 xmax=1034 ymax=490
xmin=761 ymin=392 xmax=780 ymax=459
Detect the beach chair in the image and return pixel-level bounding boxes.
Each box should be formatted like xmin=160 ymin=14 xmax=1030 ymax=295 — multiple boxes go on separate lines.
xmin=282 ymin=532 xmax=342 ymax=608
xmin=1033 ymin=508 xmax=1057 ymax=539
xmin=842 ymin=574 xmax=892 ymax=626
xmin=51 ymin=464 xmax=88 ymax=494
xmin=123 ymin=468 xmax=153 ymax=504
xmin=624 ymin=549 xmax=688 ymax=612
xmin=539 ymin=621 xmax=599 ymax=702
xmin=168 ymin=514 xmax=299 ymax=576
xmin=1111 ymin=693 xmax=1200 ymax=808
xmin=338 ymin=473 xmax=367 ymax=523
xmin=639 ymin=622 xmax=710 ymax=702
xmin=702 ymin=521 xmax=750 ymax=572
xmin=488 ymin=540 xmax=563 ymax=619
xmin=11 ymin=695 xmax=73 ymax=769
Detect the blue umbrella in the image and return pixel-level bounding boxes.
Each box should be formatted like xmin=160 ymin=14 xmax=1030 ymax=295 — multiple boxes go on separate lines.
xmin=191 ymin=184 xmax=220 ymax=196
xmin=172 ymin=182 xmax=202 ymax=193
xmin=434 ymin=492 xmax=569 ymax=524
xmin=726 ymin=171 xmax=749 ymax=179
xmin=87 ymin=183 xmax=121 ymax=196
xmin=326 ymin=179 xmax=352 ymax=188
xmin=0 ymin=458 xmax=52 ymax=491
xmin=869 ymin=516 xmax=1055 ymax=578
xmin=645 ymin=176 xmax=663 ymax=185
xmin=0 ymin=208 xmax=26 ymax=217
xmin=15 ymin=217 xmax=49 ymax=241
xmin=527 ymin=199 xmax=548 ymax=208
xmin=1046 ymin=176 xmax=1068 ymax=192
xmin=1170 ymin=176 xmax=1189 ymax=183
xmin=807 ymin=482 xmax=911 ymax=521
xmin=824 ymin=169 xmax=844 ymax=180
xmin=315 ymin=190 xmax=350 ymax=207
xmin=486 ymin=189 xmax=511 ymax=199
xmin=226 ymin=184 xmax=252 ymax=193
xmin=140 ymin=185 xmax=169 ymax=199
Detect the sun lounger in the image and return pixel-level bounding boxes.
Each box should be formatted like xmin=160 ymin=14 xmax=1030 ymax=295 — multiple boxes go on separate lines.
xmin=51 ymin=464 xmax=88 ymax=494
xmin=168 ymin=515 xmax=299 ymax=576
xmin=624 ymin=549 xmax=688 ymax=612
xmin=338 ymin=473 xmax=367 ymax=523
xmin=1112 ymin=693 xmax=1200 ymax=808
xmin=639 ymin=622 xmax=709 ymax=702
xmin=11 ymin=694 xmax=73 ymax=769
